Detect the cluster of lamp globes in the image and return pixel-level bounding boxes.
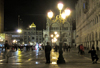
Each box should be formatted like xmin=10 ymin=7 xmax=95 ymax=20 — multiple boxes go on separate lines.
xmin=47 ymin=2 xmax=71 ymax=19
xmin=51 ymin=32 xmax=59 ymax=43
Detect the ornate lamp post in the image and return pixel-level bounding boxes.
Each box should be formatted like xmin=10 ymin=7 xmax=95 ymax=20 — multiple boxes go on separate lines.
xmin=47 ymin=2 xmax=71 ymax=64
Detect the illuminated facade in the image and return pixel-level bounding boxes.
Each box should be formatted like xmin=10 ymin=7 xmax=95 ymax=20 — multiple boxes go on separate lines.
xmin=0 ymin=0 xmax=4 ymax=33
xmin=43 ymin=16 xmax=75 ymax=46
xmin=75 ymin=0 xmax=100 ymax=49
xmin=23 ymin=23 xmax=43 ymax=45
xmin=0 ymin=33 xmax=12 ymax=46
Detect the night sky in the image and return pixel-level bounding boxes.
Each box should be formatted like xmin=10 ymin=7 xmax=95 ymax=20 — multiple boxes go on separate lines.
xmin=4 ymin=0 xmax=78 ymax=31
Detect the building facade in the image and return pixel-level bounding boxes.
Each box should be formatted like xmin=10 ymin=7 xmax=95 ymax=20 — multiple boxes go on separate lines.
xmin=43 ymin=16 xmax=75 ymax=46
xmin=0 ymin=33 xmax=12 ymax=46
xmin=75 ymin=0 xmax=100 ymax=49
xmin=0 ymin=0 xmax=4 ymax=33
xmin=23 ymin=23 xmax=43 ymax=45
xmin=5 ymin=23 xmax=43 ymax=46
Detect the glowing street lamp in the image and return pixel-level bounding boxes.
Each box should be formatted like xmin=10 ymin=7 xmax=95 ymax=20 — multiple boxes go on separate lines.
xmin=47 ymin=2 xmax=71 ymax=64
xmin=65 ymin=9 xmax=71 ymax=16
xmin=57 ymin=3 xmax=63 ymax=10
xmin=17 ymin=29 xmax=22 ymax=33
xmin=47 ymin=11 xmax=53 ymax=19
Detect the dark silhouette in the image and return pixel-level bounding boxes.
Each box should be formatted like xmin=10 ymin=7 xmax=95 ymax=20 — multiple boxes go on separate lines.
xmin=45 ymin=42 xmax=51 ymax=64
xmin=88 ymin=48 xmax=99 ymax=64
xmin=4 ymin=40 xmax=10 ymax=63
xmin=68 ymin=45 xmax=71 ymax=52
xmin=80 ymin=44 xmax=84 ymax=55
xmin=54 ymin=43 xmax=58 ymax=52
xmin=63 ymin=43 xmax=67 ymax=52
xmin=92 ymin=44 xmax=95 ymax=49
xmin=78 ymin=44 xmax=81 ymax=54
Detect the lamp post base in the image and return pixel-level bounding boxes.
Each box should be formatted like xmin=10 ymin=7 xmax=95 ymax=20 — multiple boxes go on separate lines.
xmin=57 ymin=50 xmax=65 ymax=64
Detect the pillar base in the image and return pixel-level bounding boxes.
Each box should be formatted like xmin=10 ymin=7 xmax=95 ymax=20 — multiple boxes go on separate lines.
xmin=57 ymin=50 xmax=65 ymax=64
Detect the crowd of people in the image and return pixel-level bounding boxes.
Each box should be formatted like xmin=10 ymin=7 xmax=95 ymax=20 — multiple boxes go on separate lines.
xmin=3 ymin=40 xmax=99 ymax=64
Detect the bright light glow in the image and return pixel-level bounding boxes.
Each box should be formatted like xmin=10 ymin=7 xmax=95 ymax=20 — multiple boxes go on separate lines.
xmin=52 ymin=57 xmax=57 ymax=59
xmin=65 ymin=9 xmax=71 ymax=16
xmin=61 ymin=13 xmax=66 ymax=19
xmin=54 ymin=32 xmax=57 ymax=35
xmin=54 ymin=38 xmax=57 ymax=42
xmin=17 ymin=29 xmax=22 ymax=33
xmin=13 ymin=40 xmax=17 ymax=43
xmin=29 ymin=25 xmax=32 ymax=28
xmin=48 ymin=11 xmax=53 ymax=19
xmin=56 ymin=34 xmax=59 ymax=37
xmin=35 ymin=61 xmax=39 ymax=64
xmin=51 ymin=34 xmax=53 ymax=37
xmin=52 ymin=62 xmax=57 ymax=64
xmin=0 ymin=60 xmax=3 ymax=62
xmin=58 ymin=3 xmax=63 ymax=10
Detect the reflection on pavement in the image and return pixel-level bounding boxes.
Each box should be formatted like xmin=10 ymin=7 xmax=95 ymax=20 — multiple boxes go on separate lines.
xmin=35 ymin=61 xmax=39 ymax=64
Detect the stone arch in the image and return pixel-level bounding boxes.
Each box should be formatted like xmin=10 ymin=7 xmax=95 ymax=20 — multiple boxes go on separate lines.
xmin=62 ymin=37 xmax=68 ymax=45
xmin=62 ymin=33 xmax=68 ymax=37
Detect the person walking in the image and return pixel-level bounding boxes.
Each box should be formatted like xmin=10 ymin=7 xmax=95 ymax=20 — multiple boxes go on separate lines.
xmin=88 ymin=48 xmax=99 ymax=64
xmin=4 ymin=40 xmax=11 ymax=63
xmin=78 ymin=44 xmax=81 ymax=54
xmin=45 ymin=42 xmax=51 ymax=64
xmin=80 ymin=44 xmax=84 ymax=55
xmin=68 ymin=45 xmax=71 ymax=52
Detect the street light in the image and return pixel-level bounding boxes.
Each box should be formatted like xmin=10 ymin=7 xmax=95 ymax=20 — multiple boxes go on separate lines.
xmin=47 ymin=2 xmax=71 ymax=64
xmin=17 ymin=29 xmax=22 ymax=33
xmin=51 ymin=32 xmax=59 ymax=45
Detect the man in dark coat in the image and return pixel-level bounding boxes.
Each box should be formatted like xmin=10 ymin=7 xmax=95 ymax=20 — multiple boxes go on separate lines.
xmin=88 ymin=48 xmax=99 ymax=64
xmin=45 ymin=42 xmax=51 ymax=63
xmin=4 ymin=40 xmax=11 ymax=63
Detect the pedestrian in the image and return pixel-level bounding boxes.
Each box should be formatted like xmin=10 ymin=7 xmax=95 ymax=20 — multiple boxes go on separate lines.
xmin=78 ymin=44 xmax=81 ymax=54
xmin=88 ymin=48 xmax=99 ymax=64
xmin=45 ymin=42 xmax=51 ymax=64
xmin=68 ymin=45 xmax=71 ymax=52
xmin=80 ymin=44 xmax=84 ymax=55
xmin=14 ymin=43 xmax=18 ymax=51
xmin=4 ymin=40 xmax=11 ymax=63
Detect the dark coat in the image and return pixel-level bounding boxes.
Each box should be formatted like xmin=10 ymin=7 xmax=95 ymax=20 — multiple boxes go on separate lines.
xmin=88 ymin=49 xmax=97 ymax=57
xmin=45 ymin=45 xmax=51 ymax=53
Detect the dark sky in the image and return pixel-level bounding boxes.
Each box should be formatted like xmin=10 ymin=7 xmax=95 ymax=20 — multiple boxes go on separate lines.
xmin=4 ymin=0 xmax=78 ymax=31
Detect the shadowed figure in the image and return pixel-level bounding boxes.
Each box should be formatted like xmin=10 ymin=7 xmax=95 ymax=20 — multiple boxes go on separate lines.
xmin=45 ymin=42 xmax=51 ymax=64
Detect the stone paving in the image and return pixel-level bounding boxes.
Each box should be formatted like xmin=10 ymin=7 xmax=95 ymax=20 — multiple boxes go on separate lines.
xmin=0 ymin=47 xmax=100 ymax=68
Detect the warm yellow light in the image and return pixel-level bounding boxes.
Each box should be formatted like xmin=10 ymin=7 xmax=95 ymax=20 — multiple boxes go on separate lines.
xmin=54 ymin=38 xmax=57 ymax=42
xmin=56 ymin=34 xmax=59 ymax=37
xmin=52 ymin=39 xmax=54 ymax=42
xmin=58 ymin=3 xmax=63 ymax=10
xmin=51 ymin=34 xmax=53 ymax=37
xmin=17 ymin=29 xmax=22 ymax=33
xmin=48 ymin=11 xmax=53 ymax=19
xmin=29 ymin=25 xmax=32 ymax=28
xmin=61 ymin=13 xmax=66 ymax=19
xmin=65 ymin=9 xmax=71 ymax=16
xmin=54 ymin=32 xmax=57 ymax=35
xmin=13 ymin=40 xmax=17 ymax=43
